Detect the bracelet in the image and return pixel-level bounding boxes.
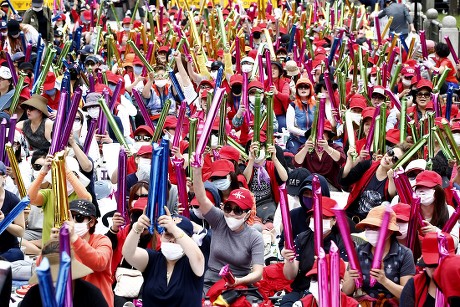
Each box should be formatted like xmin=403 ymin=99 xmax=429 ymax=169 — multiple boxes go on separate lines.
xmin=109 ymin=227 xmax=119 ymax=234
xmin=175 ymin=231 xmax=185 ymax=240
xmin=132 ymin=223 xmax=143 ymax=234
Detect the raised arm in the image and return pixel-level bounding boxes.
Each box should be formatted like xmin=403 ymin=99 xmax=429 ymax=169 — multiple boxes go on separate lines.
xmin=192 ymin=165 xmax=214 ymax=215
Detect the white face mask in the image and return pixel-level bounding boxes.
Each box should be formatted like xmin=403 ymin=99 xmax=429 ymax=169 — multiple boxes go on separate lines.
xmin=72 ymin=121 xmax=82 ymax=132
xmin=224 ymin=215 xmax=246 ymax=231
xmin=453 ymin=134 xmax=460 ymax=147
xmin=133 ymin=65 xmax=143 ymax=75
xmin=161 ymin=242 xmax=185 ymax=261
xmin=254 ymin=149 xmax=266 ymax=164
xmin=242 ymin=64 xmax=253 ymax=73
xmin=396 ymin=222 xmax=409 ymax=239
xmin=136 ymin=157 xmax=151 ymax=181
xmin=87 ymin=107 xmax=100 ymax=119
xmin=155 ymin=79 xmax=168 ymax=88
xmin=123 ymin=26 xmax=130 ymax=31
xmin=192 ymin=208 xmax=204 ymax=220
xmin=415 ymin=188 xmax=436 ymax=206
xmin=133 ymin=141 xmax=150 ymax=153
xmin=248 ymin=94 xmax=264 ymax=106
xmin=32 ymin=6 xmax=43 ymax=11
xmin=210 ymin=71 xmax=218 ymax=80
xmin=370 ymin=77 xmax=377 ymax=84
xmin=308 ymin=280 xmax=319 ymax=301
xmin=210 ymin=135 xmax=218 ymax=149
xmin=308 ymin=218 xmax=333 ymax=234
xmin=402 ymin=79 xmax=412 ymax=87
xmin=350 ymin=113 xmax=362 ymax=125
xmin=213 ymin=178 xmax=231 ymax=191
xmin=74 ymin=221 xmax=90 ymax=237
xmin=365 ymin=229 xmax=379 ymax=247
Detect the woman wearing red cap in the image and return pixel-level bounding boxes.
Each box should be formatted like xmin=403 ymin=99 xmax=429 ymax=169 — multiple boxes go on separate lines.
xmin=433 ymin=255 xmax=460 ymax=305
xmin=192 ymin=164 xmax=264 ymax=295
xmin=285 ymin=78 xmax=316 ymax=154
xmin=400 ymin=232 xmax=456 ymax=307
xmin=280 ymin=197 xmax=349 ymax=306
xmin=414 ymin=170 xmax=459 ymax=250
xmin=294 ymin=119 xmax=345 ymax=191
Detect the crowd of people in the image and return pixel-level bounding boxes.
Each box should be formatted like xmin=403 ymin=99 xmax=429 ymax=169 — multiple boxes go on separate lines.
xmin=0 ymin=0 xmax=460 ymax=306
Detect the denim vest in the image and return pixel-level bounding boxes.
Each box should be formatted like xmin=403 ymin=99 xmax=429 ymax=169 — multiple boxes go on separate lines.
xmin=292 ymin=102 xmax=316 ymax=142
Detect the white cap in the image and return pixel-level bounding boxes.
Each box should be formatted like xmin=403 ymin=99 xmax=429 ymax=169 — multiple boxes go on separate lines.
xmin=241 ymin=57 xmax=255 ymax=64
xmin=405 ymin=159 xmax=427 ymax=173
xmin=0 ymin=66 xmax=12 ymax=80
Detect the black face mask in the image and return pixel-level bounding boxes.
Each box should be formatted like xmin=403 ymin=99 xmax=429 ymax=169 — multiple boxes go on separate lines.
xmin=232 ymin=85 xmax=242 ymax=95
xmin=253 ymin=32 xmax=261 ymax=39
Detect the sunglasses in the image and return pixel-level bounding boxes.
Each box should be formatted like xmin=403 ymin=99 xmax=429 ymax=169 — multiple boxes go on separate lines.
xmin=72 ymin=214 xmax=89 ymax=223
xmin=32 ymin=163 xmax=43 ymax=171
xmin=417 ymin=92 xmax=431 ymax=98
xmin=133 ymin=193 xmax=149 ymax=200
xmin=297 ymin=85 xmax=310 ymax=90
xmin=223 ymin=203 xmax=247 ymax=216
xmin=134 ymin=135 xmax=152 ymax=142
xmin=23 ymin=105 xmax=37 ymax=111
xmin=74 ymin=117 xmax=81 ymax=122
xmin=386 ymin=149 xmax=399 ymax=164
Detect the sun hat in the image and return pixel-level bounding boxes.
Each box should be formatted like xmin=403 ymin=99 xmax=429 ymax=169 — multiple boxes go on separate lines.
xmin=285 ymin=60 xmax=300 ymax=76
xmin=0 ymin=66 xmax=12 ymax=79
xmin=29 ymin=253 xmax=93 ymax=284
xmin=20 ymin=94 xmax=49 ymax=116
xmin=82 ymin=92 xmax=101 ymax=110
xmin=356 ymin=204 xmax=400 ymax=232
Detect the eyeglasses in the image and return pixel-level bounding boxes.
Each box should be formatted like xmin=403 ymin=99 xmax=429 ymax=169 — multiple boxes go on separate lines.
xmin=386 ymin=149 xmax=399 ymax=164
xmin=32 ymin=163 xmax=43 ymax=171
xmin=72 ymin=214 xmax=89 ymax=223
xmin=200 ymin=84 xmax=212 ymax=90
xmin=417 ymin=92 xmax=431 ymax=98
xmin=133 ymin=193 xmax=149 ymax=200
xmin=134 ymin=135 xmax=152 ymax=142
xmin=223 ymin=203 xmax=247 ymax=216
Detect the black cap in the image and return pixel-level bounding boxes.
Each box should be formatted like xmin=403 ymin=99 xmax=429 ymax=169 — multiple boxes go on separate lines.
xmin=19 ymin=62 xmax=33 ymax=71
xmin=80 ymin=45 xmax=94 ymax=55
xmin=271 ymin=61 xmax=283 ymax=73
xmin=286 ymin=168 xmax=311 ymax=196
xmin=7 ymin=20 xmax=20 ymax=36
xmin=70 ymin=200 xmax=97 ymax=217
xmin=210 ymin=61 xmax=224 ymax=71
xmin=171 ymin=215 xmax=194 ymax=237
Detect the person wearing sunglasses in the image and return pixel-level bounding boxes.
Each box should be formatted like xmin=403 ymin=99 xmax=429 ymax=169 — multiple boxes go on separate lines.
xmin=192 ymin=164 xmax=264 ymax=294
xmin=126 ymin=125 xmax=154 ymax=175
xmin=342 ymin=205 xmax=416 ymax=304
xmin=406 ymin=79 xmax=434 ymax=126
xmin=413 ymin=170 xmax=459 ymax=252
xmin=50 ymin=199 xmax=114 ymax=307
xmin=16 ymin=94 xmax=53 ymax=151
xmin=285 ymin=78 xmax=316 ymax=154
xmin=106 ymin=197 xmax=161 ymax=307
xmin=340 ymin=143 xmax=410 ymax=225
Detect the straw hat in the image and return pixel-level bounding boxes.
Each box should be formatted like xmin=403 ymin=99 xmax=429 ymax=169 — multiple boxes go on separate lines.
xmin=29 ymin=253 xmax=93 ymax=284
xmin=356 ymin=205 xmax=400 ymax=232
xmin=20 ymin=94 xmax=49 ymax=117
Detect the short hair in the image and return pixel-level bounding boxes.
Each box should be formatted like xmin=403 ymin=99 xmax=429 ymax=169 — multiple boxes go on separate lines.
xmin=435 ymin=42 xmax=450 ymax=58
xmin=31 ymin=149 xmax=48 ymax=164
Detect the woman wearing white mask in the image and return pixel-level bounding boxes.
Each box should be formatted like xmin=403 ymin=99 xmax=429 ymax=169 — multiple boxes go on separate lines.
xmin=122 ymin=208 xmax=205 ymax=306
xmin=280 ymin=197 xmax=348 ymax=307
xmin=50 ymin=199 xmax=114 ymax=307
xmin=143 ymin=66 xmax=176 ymax=120
xmin=342 ymin=205 xmax=416 ymax=304
xmin=391 ymin=203 xmax=411 ymax=244
xmin=192 ymin=164 xmax=264 ymax=294
xmin=244 ymin=140 xmax=288 ymax=223
xmin=414 ymin=170 xmax=459 ymax=249
xmin=207 ymin=159 xmax=240 ymax=202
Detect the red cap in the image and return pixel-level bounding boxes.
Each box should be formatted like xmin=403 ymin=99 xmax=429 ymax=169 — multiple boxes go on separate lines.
xmin=362 ymin=107 xmax=376 ymax=121
xmin=82 ymin=10 xmax=91 ymax=22
xmin=210 ymin=159 xmax=234 ymax=177
xmin=106 ymin=71 xmax=123 ymax=84
xmin=251 ymin=26 xmax=262 ymax=33
xmin=248 ymin=80 xmax=264 ymax=90
xmin=315 ymin=47 xmax=327 ymax=55
xmin=94 ymin=83 xmax=112 ymax=96
xmin=433 ymin=255 xmax=460 ymax=298
xmin=219 ymin=145 xmax=240 ymax=162
xmin=200 ymin=89 xmax=209 ymax=99
xmin=137 ymin=145 xmax=152 ymax=156
xmin=349 ymin=94 xmax=367 ymax=110
xmin=122 ymin=17 xmax=131 ymax=24
xmin=324 ymin=120 xmax=333 ymax=133
xmin=307 ymin=196 xmax=337 ymax=217
xmin=306 ymin=254 xmax=346 ymax=279
xmin=163 ymin=115 xmax=178 ymax=129
xmin=401 ymin=66 xmax=415 ymax=77
xmin=130 ymin=197 xmax=148 ymax=212
xmin=416 ymin=79 xmax=433 ymax=91
xmin=392 ymin=203 xmax=411 ymax=222
xmin=421 ymin=233 xmax=455 ymax=266
xmin=158 ymin=45 xmax=169 ymax=53
xmin=199 ymin=79 xmax=216 ymax=88
xmin=225 ymin=188 xmax=254 ymax=210
xmin=134 ymin=125 xmax=154 ymax=137
xmin=385 ymin=129 xmax=400 ymax=144
xmin=451 ymin=121 xmax=460 ymax=132
xmin=415 ymin=170 xmax=442 ymax=188
xmin=230 ymin=74 xmax=243 ymax=86
xmin=279 ymin=27 xmax=287 ymax=35
xmin=133 ymin=56 xmax=143 ymax=66
xmin=248 ymin=49 xmax=258 ymax=60
xmin=43 ymin=72 xmax=56 ymax=91
xmin=133 ymin=20 xmax=142 ymax=29
xmin=216 ymin=49 xmax=224 ymax=57
xmin=20 ymin=87 xmax=31 ymax=100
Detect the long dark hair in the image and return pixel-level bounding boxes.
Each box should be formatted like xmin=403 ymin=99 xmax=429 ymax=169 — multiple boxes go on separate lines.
xmin=128 ymin=180 xmax=149 ymax=209
xmin=430 ymin=185 xmax=449 ymax=228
